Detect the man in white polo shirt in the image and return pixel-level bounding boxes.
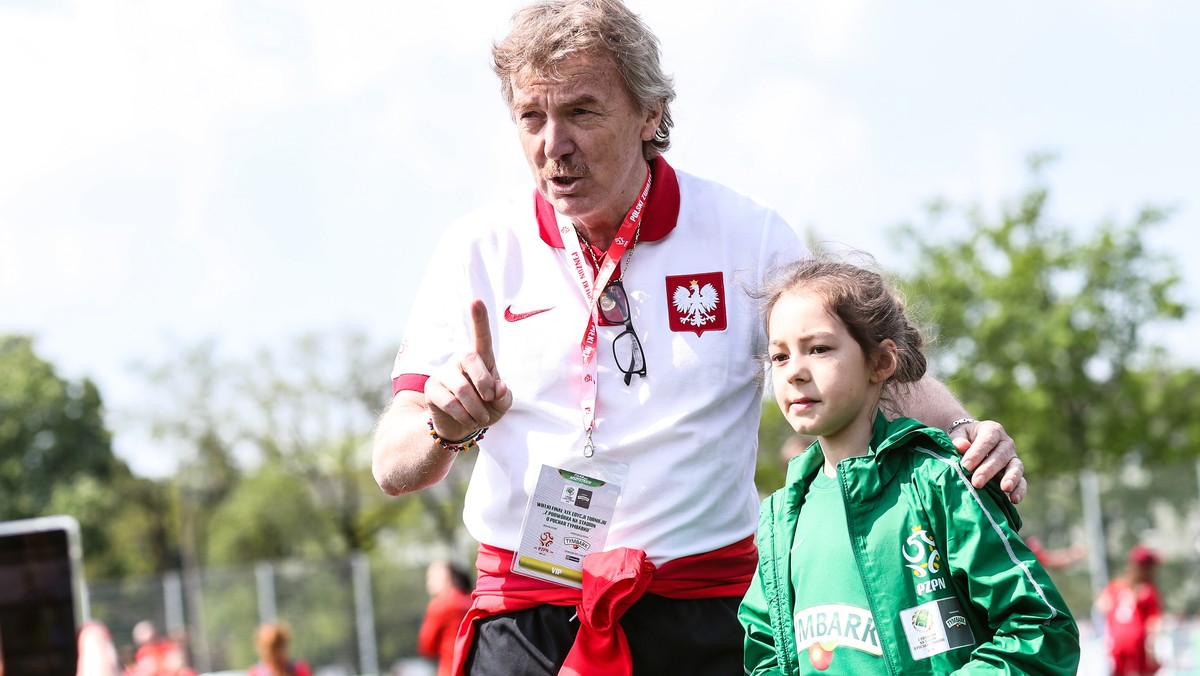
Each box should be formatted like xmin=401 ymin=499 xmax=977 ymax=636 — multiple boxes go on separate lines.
xmin=371 ymin=1 xmax=1027 ymax=673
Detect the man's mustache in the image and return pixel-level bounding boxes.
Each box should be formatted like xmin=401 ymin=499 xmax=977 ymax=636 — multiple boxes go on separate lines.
xmin=543 ymin=159 xmax=590 ymax=179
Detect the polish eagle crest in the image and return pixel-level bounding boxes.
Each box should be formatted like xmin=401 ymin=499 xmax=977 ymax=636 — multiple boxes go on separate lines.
xmin=672 ymin=279 xmax=720 ymax=327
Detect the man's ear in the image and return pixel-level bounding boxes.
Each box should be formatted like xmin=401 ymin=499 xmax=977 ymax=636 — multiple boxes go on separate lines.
xmin=871 ymin=339 xmax=898 ymax=384
xmin=640 ymin=102 xmax=664 ymax=142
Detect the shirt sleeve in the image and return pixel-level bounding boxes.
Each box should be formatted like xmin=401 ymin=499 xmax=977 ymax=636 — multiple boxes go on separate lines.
xmin=759 ymin=208 xmax=808 ymax=283
xmin=749 ymin=209 xmax=808 ymax=360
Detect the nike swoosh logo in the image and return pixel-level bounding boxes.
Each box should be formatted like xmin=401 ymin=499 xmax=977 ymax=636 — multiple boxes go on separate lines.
xmin=504 ymin=305 xmax=554 ymax=322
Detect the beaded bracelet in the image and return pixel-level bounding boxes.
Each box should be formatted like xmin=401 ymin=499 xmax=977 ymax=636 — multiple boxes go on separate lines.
xmin=947 ymin=417 xmax=979 ymax=435
xmin=428 ymin=419 xmax=488 ymax=453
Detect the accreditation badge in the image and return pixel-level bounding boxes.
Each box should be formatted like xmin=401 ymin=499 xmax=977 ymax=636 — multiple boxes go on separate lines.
xmin=512 ymin=461 xmax=626 ymax=588
xmin=899 ymin=596 xmax=976 ymax=660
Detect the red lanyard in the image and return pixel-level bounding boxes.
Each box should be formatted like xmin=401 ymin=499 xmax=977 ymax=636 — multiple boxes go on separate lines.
xmin=561 ymin=165 xmax=652 ymax=457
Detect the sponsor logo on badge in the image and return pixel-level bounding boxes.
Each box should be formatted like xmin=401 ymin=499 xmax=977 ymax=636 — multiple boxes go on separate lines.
xmin=900 ymin=598 xmax=978 ymax=660
xmin=666 ymin=272 xmax=727 ymax=335
xmin=564 ymin=536 xmax=590 ymax=551
xmin=535 ymin=529 xmax=554 ymax=555
xmin=574 ymin=488 xmax=593 ymax=509
xmin=910 ymin=608 xmax=932 ymax=632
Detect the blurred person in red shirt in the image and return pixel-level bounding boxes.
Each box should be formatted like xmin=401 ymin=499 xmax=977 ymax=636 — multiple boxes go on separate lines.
xmin=127 ymin=621 xmax=193 ymax=676
xmin=1097 ymin=545 xmax=1164 ymax=676
xmin=248 ymin=622 xmax=310 ymax=676
xmin=417 ymin=561 xmax=473 ymax=676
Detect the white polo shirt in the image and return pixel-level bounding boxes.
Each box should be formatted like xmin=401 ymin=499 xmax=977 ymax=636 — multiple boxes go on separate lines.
xmin=393 ymin=156 xmax=806 ymax=565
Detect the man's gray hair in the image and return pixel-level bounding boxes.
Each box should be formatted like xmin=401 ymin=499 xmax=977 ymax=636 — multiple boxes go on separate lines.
xmin=492 ymin=0 xmax=676 ymax=158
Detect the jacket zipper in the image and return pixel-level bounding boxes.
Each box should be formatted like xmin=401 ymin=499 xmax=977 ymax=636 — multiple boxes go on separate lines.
xmin=837 ymin=461 xmax=899 ymax=675
xmin=769 ymin=492 xmax=797 ymax=674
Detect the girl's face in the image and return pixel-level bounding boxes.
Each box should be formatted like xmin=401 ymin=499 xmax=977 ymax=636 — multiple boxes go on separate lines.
xmin=768 ymin=291 xmax=890 ymax=441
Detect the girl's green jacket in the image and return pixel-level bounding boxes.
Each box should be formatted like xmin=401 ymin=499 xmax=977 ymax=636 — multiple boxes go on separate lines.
xmin=739 ymin=414 xmax=1080 ymax=675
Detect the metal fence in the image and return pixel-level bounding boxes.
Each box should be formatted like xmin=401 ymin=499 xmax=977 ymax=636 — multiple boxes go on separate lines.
xmin=88 ymin=553 xmax=432 ymax=675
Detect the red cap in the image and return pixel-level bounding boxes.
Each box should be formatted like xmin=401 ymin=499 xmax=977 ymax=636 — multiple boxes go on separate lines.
xmin=1130 ymin=545 xmax=1160 ymax=566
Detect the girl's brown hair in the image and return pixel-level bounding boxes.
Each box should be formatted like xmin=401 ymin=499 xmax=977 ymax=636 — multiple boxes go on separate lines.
xmin=762 ymin=255 xmax=927 ymax=395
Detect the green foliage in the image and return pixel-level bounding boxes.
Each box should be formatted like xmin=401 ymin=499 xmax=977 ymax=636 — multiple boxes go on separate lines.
xmin=46 ymin=471 xmax=177 ymax=579
xmin=131 ymin=331 xmax=466 ymax=570
xmin=0 ymin=335 xmax=165 ymax=579
xmin=0 ymin=335 xmax=117 ymax=517
xmin=891 ymin=157 xmax=1189 ymax=475
xmin=370 ymin=554 xmax=436 ymax=664
xmin=207 ymin=463 xmax=341 ymax=563
xmin=198 ymin=566 xmax=260 ymax=670
xmin=1134 ymin=366 xmax=1200 ymax=465
xmin=754 ymin=399 xmax=812 ymax=496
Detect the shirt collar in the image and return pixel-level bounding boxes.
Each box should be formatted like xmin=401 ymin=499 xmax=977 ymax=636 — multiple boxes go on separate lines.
xmin=536 ymin=154 xmax=681 ymax=248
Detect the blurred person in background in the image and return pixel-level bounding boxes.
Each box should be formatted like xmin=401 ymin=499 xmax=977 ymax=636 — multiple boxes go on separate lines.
xmin=418 ymin=561 xmax=474 ymax=676
xmin=1097 ymin=545 xmax=1164 ymax=676
xmin=78 ymin=621 xmax=121 ymax=676
xmin=249 ymin=622 xmax=311 ymax=676
xmin=1025 ymin=535 xmax=1087 ymax=570
xmin=127 ymin=620 xmax=192 ymax=676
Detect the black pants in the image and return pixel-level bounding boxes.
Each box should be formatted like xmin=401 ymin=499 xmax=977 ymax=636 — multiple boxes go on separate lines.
xmin=463 ymin=594 xmax=743 ymax=675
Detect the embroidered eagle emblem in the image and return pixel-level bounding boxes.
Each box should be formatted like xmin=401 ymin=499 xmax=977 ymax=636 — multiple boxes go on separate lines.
xmin=665 ymin=272 xmax=727 ymax=336
xmin=672 ymin=279 xmax=720 ymax=327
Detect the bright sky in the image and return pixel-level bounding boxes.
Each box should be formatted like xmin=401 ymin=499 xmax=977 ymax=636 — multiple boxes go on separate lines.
xmin=2 ymin=0 xmax=1197 ymax=477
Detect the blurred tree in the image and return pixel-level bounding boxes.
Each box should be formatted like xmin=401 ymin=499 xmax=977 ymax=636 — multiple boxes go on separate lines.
xmin=1136 ymin=365 xmax=1200 ymax=466
xmin=136 ymin=340 xmax=242 ymax=570
xmin=0 ymin=335 xmax=116 ymax=516
xmin=45 ymin=471 xmax=177 ymax=579
xmin=754 ymin=401 xmax=808 ymax=496
xmin=206 ymin=463 xmax=338 ymax=562
xmin=891 ymin=154 xmax=1188 ymax=475
xmin=134 ymin=331 xmax=470 ymax=568
xmin=236 ymin=332 xmax=404 ymax=557
xmin=0 ymin=334 xmax=171 ymax=578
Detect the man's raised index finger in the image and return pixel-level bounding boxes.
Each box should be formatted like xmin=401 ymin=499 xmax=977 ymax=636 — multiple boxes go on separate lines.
xmin=470 ymin=299 xmax=497 ymax=371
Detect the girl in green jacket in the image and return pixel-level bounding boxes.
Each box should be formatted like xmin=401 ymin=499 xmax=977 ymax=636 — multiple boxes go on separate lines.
xmin=739 ymin=257 xmax=1079 ymax=675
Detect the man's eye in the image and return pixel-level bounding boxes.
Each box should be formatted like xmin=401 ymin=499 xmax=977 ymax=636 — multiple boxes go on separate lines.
xmin=572 ymin=108 xmax=593 ymax=116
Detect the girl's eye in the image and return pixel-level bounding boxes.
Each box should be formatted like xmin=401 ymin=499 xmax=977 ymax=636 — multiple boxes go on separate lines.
xmin=811 ymin=345 xmax=831 ymax=355
xmin=770 ymin=353 xmax=789 ymax=364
